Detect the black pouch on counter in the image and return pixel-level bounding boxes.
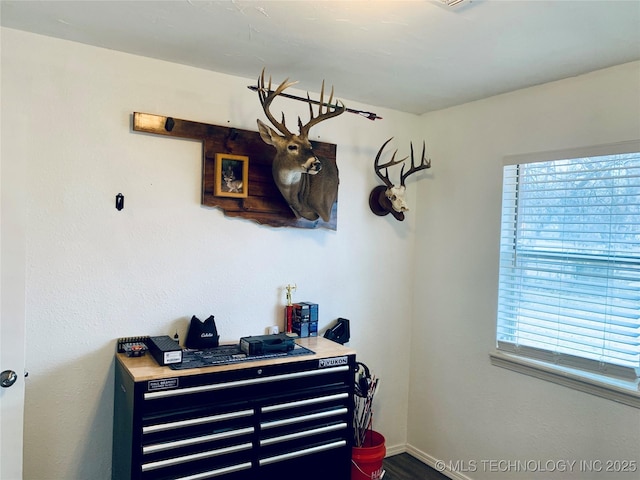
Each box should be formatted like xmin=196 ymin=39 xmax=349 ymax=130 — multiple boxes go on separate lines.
xmin=185 ymin=315 xmax=220 ymax=349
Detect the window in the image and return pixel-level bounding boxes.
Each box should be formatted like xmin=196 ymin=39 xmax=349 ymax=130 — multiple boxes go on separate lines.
xmin=491 ymin=142 xmax=640 ymax=407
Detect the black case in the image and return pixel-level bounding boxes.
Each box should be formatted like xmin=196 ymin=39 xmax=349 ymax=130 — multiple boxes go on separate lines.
xmin=240 ymin=333 xmax=295 ymax=355
xmin=147 ymin=336 xmax=182 ymax=365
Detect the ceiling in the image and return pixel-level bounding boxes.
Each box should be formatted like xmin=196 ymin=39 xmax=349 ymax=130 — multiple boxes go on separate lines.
xmin=1 ymin=0 xmax=639 ymax=115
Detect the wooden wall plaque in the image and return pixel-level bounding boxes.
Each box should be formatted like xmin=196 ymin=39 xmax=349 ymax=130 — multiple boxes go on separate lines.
xmin=132 ymin=112 xmax=338 ymax=229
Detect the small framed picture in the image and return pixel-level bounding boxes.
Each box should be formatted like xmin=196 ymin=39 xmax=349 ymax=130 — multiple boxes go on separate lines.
xmin=214 ymin=154 xmax=249 ymax=198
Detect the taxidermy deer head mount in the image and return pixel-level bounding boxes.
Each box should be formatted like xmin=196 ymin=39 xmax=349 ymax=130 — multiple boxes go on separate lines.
xmin=369 ymin=138 xmax=432 ymax=221
xmin=256 ymin=69 xmax=345 ymax=222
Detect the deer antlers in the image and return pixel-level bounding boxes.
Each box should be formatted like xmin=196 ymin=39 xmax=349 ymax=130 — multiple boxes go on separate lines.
xmin=401 ymin=141 xmax=432 ymax=186
xmin=257 ymin=69 xmax=298 ymax=137
xmin=374 ymin=137 xmax=408 ymax=188
xmin=370 ymin=138 xmax=432 ymax=221
xmin=298 ymin=79 xmax=345 ymax=137
xmin=374 ymin=138 xmax=431 ymax=188
xmin=257 ymin=68 xmax=345 ymax=139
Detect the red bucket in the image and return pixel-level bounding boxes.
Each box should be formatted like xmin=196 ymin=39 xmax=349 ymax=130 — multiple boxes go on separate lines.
xmin=351 ymin=430 xmax=386 ymax=480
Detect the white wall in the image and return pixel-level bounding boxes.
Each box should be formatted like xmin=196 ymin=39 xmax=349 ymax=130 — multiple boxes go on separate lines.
xmin=1 ymin=28 xmax=420 ymax=479
xmin=410 ymin=61 xmax=640 ymax=479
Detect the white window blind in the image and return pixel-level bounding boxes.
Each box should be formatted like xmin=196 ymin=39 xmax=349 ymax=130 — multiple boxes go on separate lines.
xmin=495 ymin=149 xmax=640 ymax=385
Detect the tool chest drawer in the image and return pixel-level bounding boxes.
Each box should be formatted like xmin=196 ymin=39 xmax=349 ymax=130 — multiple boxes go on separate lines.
xmin=113 ymin=338 xmax=355 ymax=480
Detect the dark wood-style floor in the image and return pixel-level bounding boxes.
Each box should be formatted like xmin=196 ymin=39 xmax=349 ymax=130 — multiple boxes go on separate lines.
xmin=383 ymin=453 xmax=451 ymax=480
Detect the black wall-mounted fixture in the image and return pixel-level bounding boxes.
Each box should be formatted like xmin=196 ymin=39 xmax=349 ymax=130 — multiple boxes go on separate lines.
xmin=115 ymin=193 xmax=124 ymax=211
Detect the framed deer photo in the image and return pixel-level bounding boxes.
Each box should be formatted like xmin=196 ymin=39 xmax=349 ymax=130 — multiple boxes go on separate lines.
xmin=215 ymin=153 xmax=249 ymax=198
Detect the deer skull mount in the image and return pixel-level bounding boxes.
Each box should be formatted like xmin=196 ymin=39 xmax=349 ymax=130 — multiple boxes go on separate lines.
xmin=369 ymin=138 xmax=432 ymax=221
xmin=256 ymin=69 xmax=345 ymax=223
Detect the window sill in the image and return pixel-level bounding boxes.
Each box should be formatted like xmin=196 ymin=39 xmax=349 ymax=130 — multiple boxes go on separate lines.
xmin=489 ymin=350 xmax=640 ymax=408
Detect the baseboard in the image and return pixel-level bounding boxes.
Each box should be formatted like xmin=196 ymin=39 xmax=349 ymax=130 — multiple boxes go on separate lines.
xmin=386 ymin=443 xmax=474 ymax=480
xmin=383 ymin=442 xmax=407 ymax=457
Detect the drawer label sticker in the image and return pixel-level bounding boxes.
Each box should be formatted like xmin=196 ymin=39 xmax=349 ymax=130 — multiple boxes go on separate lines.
xmin=318 ymin=356 xmax=349 ymax=368
xmin=148 ymin=378 xmax=179 ymax=391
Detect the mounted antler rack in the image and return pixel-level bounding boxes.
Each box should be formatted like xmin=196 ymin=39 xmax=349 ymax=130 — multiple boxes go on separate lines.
xmin=247 ymin=85 xmax=382 ymax=121
xmin=369 ymin=138 xmax=432 ymax=221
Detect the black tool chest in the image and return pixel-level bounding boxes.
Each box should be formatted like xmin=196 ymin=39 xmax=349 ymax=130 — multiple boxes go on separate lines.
xmin=112 ymin=337 xmax=356 ymax=480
